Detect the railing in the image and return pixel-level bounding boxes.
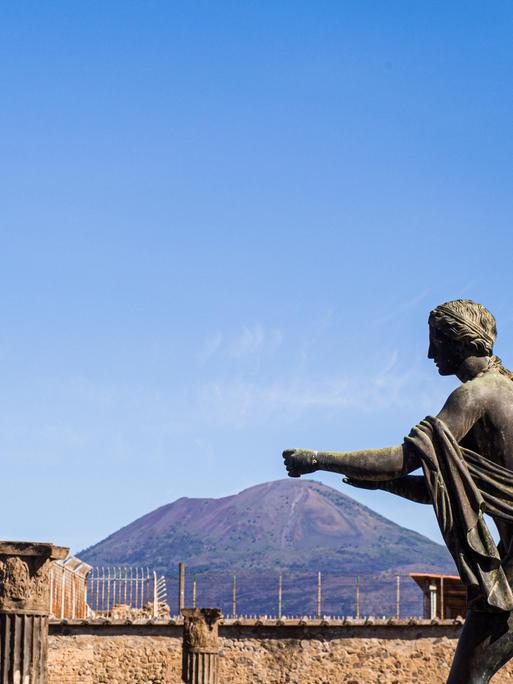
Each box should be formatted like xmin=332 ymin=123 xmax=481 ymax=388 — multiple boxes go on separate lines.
xmin=168 ymin=568 xmax=431 ymax=619
xmin=50 ymin=556 xmax=92 ymax=620
xmin=87 ymin=566 xmax=169 ymax=619
xmin=50 ymin=561 xmax=453 ymax=621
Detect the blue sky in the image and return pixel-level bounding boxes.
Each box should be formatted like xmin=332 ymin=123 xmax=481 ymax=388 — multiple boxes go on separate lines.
xmin=1 ymin=2 xmax=513 ymax=552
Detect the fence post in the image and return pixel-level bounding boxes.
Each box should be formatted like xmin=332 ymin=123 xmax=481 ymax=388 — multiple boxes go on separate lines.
xmin=440 ymin=576 xmax=444 ymax=619
xmin=232 ymin=575 xmax=237 ymax=618
xmin=152 ymin=571 xmax=158 ymax=618
xmin=71 ymin=572 xmax=76 ymax=620
xmin=179 ymin=562 xmax=185 ymax=614
xmin=107 ymin=567 xmax=112 ymax=614
xmin=429 ymin=583 xmax=437 ymax=619
xmin=356 ymin=576 xmax=361 ymax=619
xmin=316 ymin=572 xmax=321 ymax=619
xmin=84 ymin=568 xmax=89 ymax=618
xmin=278 ymin=573 xmax=282 ymax=619
xmin=61 ymin=565 xmax=66 ymax=619
xmin=396 ymin=575 xmax=401 ymax=619
xmin=101 ymin=567 xmax=105 ymax=613
xmin=49 ymin=566 xmax=54 ymax=618
xmin=182 ymin=608 xmax=223 ymax=684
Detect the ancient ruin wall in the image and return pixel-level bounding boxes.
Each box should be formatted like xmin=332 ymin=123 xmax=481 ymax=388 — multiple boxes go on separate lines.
xmin=47 ymin=621 xmax=513 ymax=684
xmin=49 ymin=634 xmax=182 ymax=684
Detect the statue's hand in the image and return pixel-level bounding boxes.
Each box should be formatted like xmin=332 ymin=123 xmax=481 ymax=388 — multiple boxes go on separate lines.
xmin=283 ymin=449 xmax=319 ymax=478
xmin=343 ymin=477 xmax=381 ymax=490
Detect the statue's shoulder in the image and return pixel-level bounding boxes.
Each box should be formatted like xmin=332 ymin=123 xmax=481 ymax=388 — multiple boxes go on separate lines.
xmin=479 ymin=368 xmax=513 ymax=397
xmin=458 ymin=370 xmax=512 ymax=404
xmin=444 ymin=373 xmax=492 ymax=410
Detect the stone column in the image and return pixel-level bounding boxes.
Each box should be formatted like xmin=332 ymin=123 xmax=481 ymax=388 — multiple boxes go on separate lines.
xmin=0 ymin=541 xmax=68 ymax=684
xmin=181 ymin=608 xmax=222 ymax=684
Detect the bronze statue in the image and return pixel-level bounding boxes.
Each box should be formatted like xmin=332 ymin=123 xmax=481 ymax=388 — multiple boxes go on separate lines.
xmin=283 ymin=300 xmax=513 ymax=683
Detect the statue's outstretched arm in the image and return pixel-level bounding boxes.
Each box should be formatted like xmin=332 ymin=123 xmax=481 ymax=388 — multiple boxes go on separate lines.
xmin=284 ymin=383 xmax=486 ymax=481
xmin=283 ymin=443 xmax=420 ymax=481
xmin=344 ymin=474 xmax=431 ymax=504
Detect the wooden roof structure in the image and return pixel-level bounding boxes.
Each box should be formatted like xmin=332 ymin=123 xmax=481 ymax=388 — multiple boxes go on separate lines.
xmin=410 ymin=573 xmax=466 ymax=619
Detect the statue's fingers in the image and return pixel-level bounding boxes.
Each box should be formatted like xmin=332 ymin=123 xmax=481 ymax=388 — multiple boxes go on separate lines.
xmin=285 ymin=463 xmax=301 ymax=477
xmin=283 ymin=456 xmax=297 ymax=470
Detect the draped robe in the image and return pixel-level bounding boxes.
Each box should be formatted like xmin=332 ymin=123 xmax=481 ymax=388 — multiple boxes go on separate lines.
xmin=407 ymin=416 xmax=513 ymax=611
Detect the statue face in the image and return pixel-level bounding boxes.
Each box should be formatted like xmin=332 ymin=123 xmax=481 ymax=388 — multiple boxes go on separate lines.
xmin=428 ymin=326 xmax=465 ymax=376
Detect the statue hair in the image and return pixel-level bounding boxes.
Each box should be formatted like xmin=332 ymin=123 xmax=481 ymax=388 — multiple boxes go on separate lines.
xmin=429 ymin=299 xmax=513 ymax=380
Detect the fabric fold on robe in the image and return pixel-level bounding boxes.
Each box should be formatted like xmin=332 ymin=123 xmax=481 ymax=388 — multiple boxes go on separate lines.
xmin=405 ymin=416 xmax=513 ymax=612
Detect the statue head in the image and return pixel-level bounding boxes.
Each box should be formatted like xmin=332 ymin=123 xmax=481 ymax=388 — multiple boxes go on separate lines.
xmin=428 ymin=299 xmax=496 ymax=376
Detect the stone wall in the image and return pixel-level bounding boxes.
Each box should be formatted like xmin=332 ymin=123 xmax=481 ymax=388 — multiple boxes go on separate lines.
xmin=49 ymin=634 xmax=181 ymax=684
xmin=48 ymin=620 xmax=513 ymax=683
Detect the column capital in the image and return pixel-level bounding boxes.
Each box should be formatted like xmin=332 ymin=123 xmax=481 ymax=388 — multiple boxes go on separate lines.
xmin=182 ymin=608 xmax=223 ymax=653
xmin=0 ymin=540 xmax=68 ymax=612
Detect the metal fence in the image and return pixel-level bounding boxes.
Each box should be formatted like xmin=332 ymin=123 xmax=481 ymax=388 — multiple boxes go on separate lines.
xmin=49 ymin=560 xmax=447 ymax=621
xmin=87 ymin=567 xmax=168 ymax=618
xmin=49 ymin=556 xmax=92 ymax=620
xmin=168 ymin=568 xmax=428 ymax=619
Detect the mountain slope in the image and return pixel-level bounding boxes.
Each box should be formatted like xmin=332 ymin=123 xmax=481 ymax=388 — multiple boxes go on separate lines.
xmin=80 ymin=479 xmax=453 ymax=575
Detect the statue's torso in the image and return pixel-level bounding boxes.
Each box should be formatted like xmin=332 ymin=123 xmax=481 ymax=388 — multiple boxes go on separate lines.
xmin=453 ymin=371 xmax=513 ymax=557
xmin=448 ymin=370 xmax=513 ymax=471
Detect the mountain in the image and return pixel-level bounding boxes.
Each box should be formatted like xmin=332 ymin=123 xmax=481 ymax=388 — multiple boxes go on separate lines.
xmin=81 ymin=478 xmax=452 ymax=574
xmin=80 ymin=479 xmax=454 ymax=616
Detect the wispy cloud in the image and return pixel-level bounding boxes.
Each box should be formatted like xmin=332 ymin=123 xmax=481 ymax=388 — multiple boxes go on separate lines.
xmin=297 ymin=307 xmax=336 ymax=367
xmin=230 ymin=325 xmax=266 ymax=357
xmin=230 ymin=325 xmax=283 ymax=357
xmin=195 ymin=356 xmax=442 ymax=429
xmin=199 ymin=325 xmax=283 ymax=362
xmin=374 ymin=289 xmax=432 ymax=327
xmin=199 ymin=332 xmax=224 ymax=363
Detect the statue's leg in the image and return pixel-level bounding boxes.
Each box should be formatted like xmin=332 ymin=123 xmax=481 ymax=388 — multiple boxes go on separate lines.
xmin=447 ymin=609 xmax=513 ymax=683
